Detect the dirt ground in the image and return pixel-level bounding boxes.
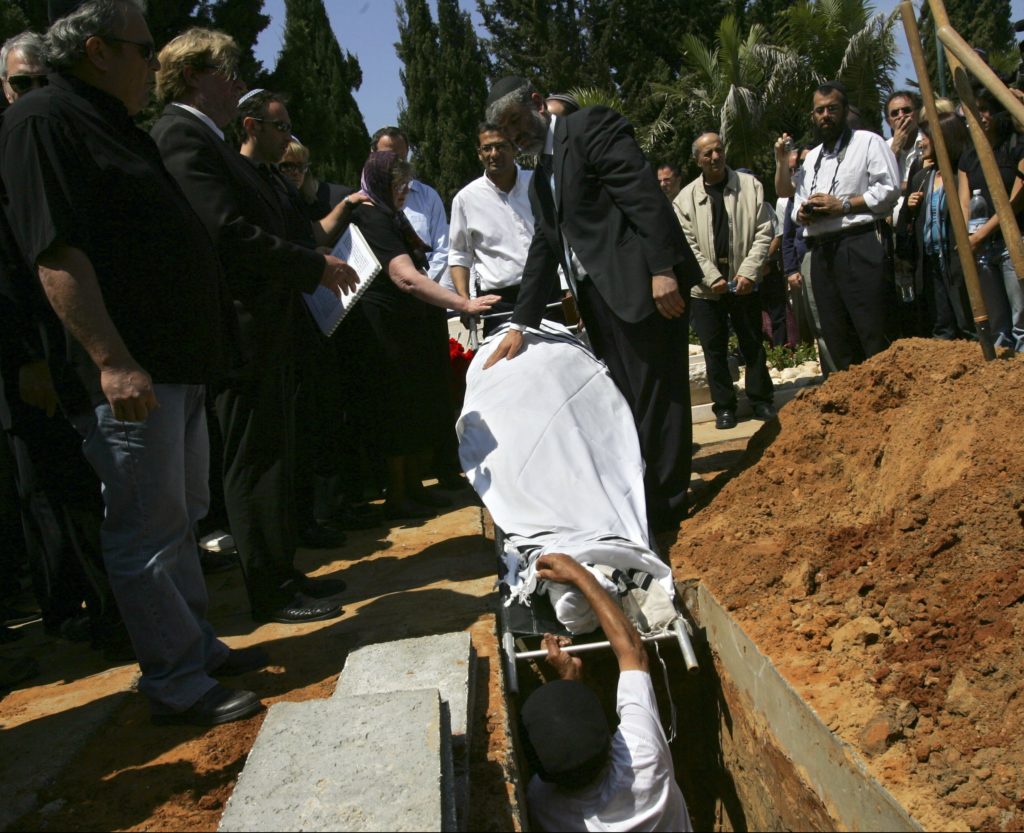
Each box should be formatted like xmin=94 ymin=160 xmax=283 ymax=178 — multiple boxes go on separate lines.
xmin=672 ymin=339 xmax=1024 ymax=832
xmin=1 ymin=493 xmax=517 ymax=832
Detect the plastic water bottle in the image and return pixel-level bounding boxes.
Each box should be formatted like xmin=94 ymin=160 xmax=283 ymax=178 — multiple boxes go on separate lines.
xmin=968 ymin=189 xmax=989 ymax=265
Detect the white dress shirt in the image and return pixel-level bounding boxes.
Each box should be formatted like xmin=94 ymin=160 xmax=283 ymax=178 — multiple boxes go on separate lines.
xmin=403 ymin=179 xmax=451 ymax=287
xmin=170 ymin=102 xmax=225 ymax=141
xmin=448 ymin=167 xmax=535 ymax=292
xmin=791 ymin=130 xmax=900 ymax=236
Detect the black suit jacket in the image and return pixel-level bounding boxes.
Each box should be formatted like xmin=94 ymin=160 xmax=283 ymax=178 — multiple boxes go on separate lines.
xmin=513 ymin=106 xmax=700 ymax=327
xmin=150 ymin=105 xmax=324 ymax=370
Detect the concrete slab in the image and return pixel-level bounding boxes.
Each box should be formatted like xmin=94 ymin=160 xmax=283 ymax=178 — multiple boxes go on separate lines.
xmin=218 ymin=689 xmax=454 ymax=833
xmin=334 ymin=631 xmax=475 ymax=749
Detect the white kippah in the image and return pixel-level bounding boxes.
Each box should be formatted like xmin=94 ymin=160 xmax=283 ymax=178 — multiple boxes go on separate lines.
xmin=238 ymin=88 xmax=266 ymax=105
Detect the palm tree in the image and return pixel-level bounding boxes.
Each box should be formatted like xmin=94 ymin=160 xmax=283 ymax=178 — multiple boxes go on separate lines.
xmin=648 ymin=14 xmax=800 ymax=169
xmin=778 ymin=0 xmax=899 ymax=133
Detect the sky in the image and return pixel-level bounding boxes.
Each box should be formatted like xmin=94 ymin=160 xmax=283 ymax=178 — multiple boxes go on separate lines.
xmin=253 ymin=0 xmax=1024 ymax=137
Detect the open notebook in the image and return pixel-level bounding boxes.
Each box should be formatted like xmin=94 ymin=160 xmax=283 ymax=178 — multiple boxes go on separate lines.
xmin=302 ymin=224 xmax=382 ymax=337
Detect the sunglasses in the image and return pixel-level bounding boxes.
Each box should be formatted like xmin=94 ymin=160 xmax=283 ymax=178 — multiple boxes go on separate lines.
xmin=7 ymin=74 xmax=48 ymax=95
xmin=251 ymin=117 xmax=292 ymax=134
xmin=278 ymin=162 xmax=309 ymax=174
xmin=889 ymin=105 xmax=914 ymax=118
xmin=103 ymin=35 xmax=157 ymax=63
xmin=196 ymin=63 xmax=240 ymax=83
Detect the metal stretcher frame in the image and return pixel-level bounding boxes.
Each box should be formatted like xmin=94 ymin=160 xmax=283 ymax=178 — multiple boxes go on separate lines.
xmin=495 ymin=527 xmax=700 ymax=695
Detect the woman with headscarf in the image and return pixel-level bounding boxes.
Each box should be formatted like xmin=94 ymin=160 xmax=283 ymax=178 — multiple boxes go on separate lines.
xmin=351 ymin=151 xmax=500 ymax=520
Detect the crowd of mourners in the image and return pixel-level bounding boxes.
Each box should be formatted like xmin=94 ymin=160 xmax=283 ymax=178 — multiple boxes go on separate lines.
xmin=0 ymin=0 xmax=1022 ymax=825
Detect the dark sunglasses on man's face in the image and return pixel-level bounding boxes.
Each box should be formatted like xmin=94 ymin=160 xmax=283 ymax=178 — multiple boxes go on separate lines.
xmin=889 ymin=105 xmax=914 ymax=119
xmin=251 ymin=117 xmax=292 ymax=134
xmin=8 ymin=74 xmax=48 ymax=95
xmin=103 ymin=36 xmax=157 ymax=63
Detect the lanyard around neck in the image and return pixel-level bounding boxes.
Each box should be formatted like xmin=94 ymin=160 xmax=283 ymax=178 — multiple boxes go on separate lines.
xmin=810 ymin=128 xmax=853 ymax=196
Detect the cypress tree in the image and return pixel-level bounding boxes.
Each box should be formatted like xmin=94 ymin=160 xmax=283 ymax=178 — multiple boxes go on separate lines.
xmin=273 ymin=0 xmax=370 ymax=187
xmin=395 ymin=0 xmax=442 ymax=181
xmin=919 ymin=0 xmax=1015 ymax=93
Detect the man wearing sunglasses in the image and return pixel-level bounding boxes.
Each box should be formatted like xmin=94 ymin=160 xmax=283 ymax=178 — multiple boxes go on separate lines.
xmin=0 ymin=0 xmax=268 ymax=726
xmin=885 ymin=90 xmax=922 ymax=196
xmin=1 ymin=31 xmax=50 ymax=104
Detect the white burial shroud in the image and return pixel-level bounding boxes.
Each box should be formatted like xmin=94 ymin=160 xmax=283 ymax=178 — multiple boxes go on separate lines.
xmin=457 ymin=322 xmax=674 ymax=634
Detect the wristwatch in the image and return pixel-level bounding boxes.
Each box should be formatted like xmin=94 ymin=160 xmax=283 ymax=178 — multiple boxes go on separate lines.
xmin=842 ymin=197 xmax=853 ymax=215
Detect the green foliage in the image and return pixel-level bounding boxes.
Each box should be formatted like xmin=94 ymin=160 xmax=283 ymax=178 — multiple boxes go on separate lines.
xmin=273 ymin=0 xmax=369 ymax=187
xmin=0 ymin=4 xmax=31 ymax=48
xmin=396 ymin=0 xmax=490 ymax=206
xmin=764 ymin=341 xmax=819 ymax=370
xmin=919 ymin=0 xmax=1016 ymax=96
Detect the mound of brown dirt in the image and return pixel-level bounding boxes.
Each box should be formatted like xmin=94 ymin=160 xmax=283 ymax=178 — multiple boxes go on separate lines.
xmin=671 ymin=339 xmax=1023 ymax=832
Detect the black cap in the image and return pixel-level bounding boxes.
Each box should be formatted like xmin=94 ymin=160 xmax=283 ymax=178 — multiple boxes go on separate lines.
xmin=486 ymin=75 xmax=529 ymax=109
xmin=48 ymin=0 xmax=88 ymax=24
xmin=520 ymin=680 xmax=610 ymax=783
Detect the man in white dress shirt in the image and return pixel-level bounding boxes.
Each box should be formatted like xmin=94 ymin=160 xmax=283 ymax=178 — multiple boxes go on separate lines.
xmin=449 ymin=122 xmax=542 ymax=335
xmin=793 ymin=81 xmax=900 ymax=370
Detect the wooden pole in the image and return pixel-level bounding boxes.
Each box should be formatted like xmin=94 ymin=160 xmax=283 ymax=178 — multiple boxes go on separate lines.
xmin=899 ymin=1 xmax=996 ymax=359
xmin=935 ymin=24 xmax=1024 ymax=280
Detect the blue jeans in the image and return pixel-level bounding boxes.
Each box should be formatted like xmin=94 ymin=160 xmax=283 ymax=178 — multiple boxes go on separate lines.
xmin=73 ymin=384 xmax=228 ymax=711
xmin=991 ymin=247 xmax=1024 ymax=352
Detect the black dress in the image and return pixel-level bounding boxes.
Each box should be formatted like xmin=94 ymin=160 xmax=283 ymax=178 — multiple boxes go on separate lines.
xmin=350 ymin=204 xmax=451 ymax=457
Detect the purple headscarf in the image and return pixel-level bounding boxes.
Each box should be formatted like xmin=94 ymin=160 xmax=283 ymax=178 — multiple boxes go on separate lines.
xmin=359 ymin=151 xmax=430 ymax=269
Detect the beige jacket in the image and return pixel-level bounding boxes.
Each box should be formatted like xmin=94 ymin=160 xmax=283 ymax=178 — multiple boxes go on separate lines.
xmin=672 ymin=168 xmax=775 ymax=300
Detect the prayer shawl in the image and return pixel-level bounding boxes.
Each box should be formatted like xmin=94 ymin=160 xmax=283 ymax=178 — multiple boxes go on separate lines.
xmin=457 ymin=322 xmax=675 ymax=634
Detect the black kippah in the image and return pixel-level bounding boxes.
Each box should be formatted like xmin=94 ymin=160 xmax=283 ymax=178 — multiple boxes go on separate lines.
xmin=48 ymin=0 xmax=89 ymax=24
xmin=520 ymin=680 xmax=610 ymax=782
xmin=486 ymin=75 xmax=529 ymax=109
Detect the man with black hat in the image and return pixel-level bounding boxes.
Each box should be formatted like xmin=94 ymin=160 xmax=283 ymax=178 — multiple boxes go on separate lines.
xmin=521 ymin=554 xmax=691 ymax=831
xmin=483 ymin=77 xmax=700 ymax=532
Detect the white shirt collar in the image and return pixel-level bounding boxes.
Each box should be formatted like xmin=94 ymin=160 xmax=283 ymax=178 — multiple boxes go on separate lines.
xmin=484 ymin=164 xmax=521 ymax=195
xmin=171 ymin=102 xmax=225 ymax=141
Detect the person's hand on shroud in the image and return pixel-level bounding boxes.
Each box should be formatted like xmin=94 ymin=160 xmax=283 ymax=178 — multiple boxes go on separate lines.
xmin=483 ymin=329 xmax=524 ymax=369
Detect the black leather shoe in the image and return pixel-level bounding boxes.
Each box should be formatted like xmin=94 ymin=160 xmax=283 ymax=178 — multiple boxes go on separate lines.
xmin=298 ymin=522 xmax=347 ymax=549
xmin=200 ymin=548 xmax=239 ymax=575
xmin=213 ymin=646 xmax=270 ymax=677
xmin=752 ymin=402 xmax=778 ymax=421
xmin=152 ymin=684 xmax=263 ymax=726
xmin=252 ymin=592 xmax=344 ymax=624
xmin=291 ymin=573 xmax=347 ymax=599
xmin=715 ymin=410 xmax=737 ymax=430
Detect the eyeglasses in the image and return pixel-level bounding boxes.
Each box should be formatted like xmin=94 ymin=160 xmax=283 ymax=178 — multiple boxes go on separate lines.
xmin=889 ymin=105 xmax=914 ymax=118
xmin=479 ymin=141 xmax=512 ymax=153
xmin=278 ymin=162 xmax=309 ymax=174
xmin=196 ymin=63 xmax=240 ymax=83
xmin=812 ymin=103 xmax=843 ymax=115
xmin=103 ymin=36 xmax=157 ymax=63
xmin=251 ymin=117 xmax=292 ymax=134
xmin=7 ymin=74 xmax=48 ymax=95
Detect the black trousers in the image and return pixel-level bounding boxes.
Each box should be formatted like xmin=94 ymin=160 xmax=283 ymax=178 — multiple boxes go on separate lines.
xmin=809 ymin=229 xmax=897 ymax=370
xmin=759 ymin=265 xmax=789 ymax=346
xmin=482 ymin=285 xmax=521 ymax=337
xmin=215 ymin=364 xmax=298 ymax=612
xmin=576 ymin=280 xmax=692 ymax=526
xmin=691 ymin=293 xmax=774 ymax=415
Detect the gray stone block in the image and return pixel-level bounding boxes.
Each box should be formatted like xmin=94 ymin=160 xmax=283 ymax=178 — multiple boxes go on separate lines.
xmin=219 ymin=689 xmax=454 ymax=832
xmin=334 ymin=631 xmax=475 ymax=749
xmin=334 ymin=631 xmax=476 ymax=831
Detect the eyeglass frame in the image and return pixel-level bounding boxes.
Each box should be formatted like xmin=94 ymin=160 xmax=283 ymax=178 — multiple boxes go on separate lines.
xmin=278 ymin=161 xmax=310 ymax=174
xmin=101 ymin=35 xmax=157 ymax=63
xmin=888 ymin=105 xmax=915 ymax=119
xmin=193 ymin=63 xmax=241 ymax=83
xmin=6 ymin=74 xmax=48 ymax=94
xmin=812 ymin=103 xmax=844 ymax=116
xmin=249 ymin=116 xmax=292 ymax=134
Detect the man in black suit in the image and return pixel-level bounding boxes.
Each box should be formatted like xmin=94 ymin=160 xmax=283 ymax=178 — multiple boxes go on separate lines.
xmin=150 ymin=28 xmax=360 ymax=624
xmin=484 ymin=77 xmax=700 ymax=531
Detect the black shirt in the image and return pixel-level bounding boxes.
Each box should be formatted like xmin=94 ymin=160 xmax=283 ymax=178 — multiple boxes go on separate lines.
xmin=958 ymin=140 xmax=1024 ymax=237
xmin=705 ymin=177 xmax=730 ymax=262
xmin=351 ymin=203 xmax=428 ymax=317
xmin=0 ymin=73 xmax=229 ymax=405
